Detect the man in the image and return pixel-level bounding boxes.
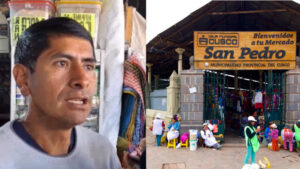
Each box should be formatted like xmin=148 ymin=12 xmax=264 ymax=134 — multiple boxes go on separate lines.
xmin=0 ymin=17 xmax=121 ymax=169
xmin=200 ymin=123 xmax=222 ymax=149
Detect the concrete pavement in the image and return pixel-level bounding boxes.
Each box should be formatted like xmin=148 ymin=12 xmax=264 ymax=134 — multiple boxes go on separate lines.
xmin=146 ymin=129 xmax=300 ymax=169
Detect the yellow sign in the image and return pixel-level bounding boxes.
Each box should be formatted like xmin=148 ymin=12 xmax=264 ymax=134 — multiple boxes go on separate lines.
xmin=12 ymin=17 xmax=45 ymax=41
xmin=194 ymin=31 xmax=296 ymax=70
xmin=61 ymin=13 xmax=95 ymax=38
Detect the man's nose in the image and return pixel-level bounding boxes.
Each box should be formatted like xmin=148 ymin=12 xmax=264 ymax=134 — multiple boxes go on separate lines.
xmin=69 ymin=63 xmax=90 ymax=89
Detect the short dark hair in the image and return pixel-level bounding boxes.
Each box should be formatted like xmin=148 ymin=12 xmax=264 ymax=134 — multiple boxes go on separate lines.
xmin=14 ymin=17 xmax=95 ymax=73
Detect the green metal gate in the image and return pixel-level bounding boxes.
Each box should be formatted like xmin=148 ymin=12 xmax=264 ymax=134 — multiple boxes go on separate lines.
xmin=204 ymin=71 xmax=226 ymax=121
xmin=264 ymin=71 xmax=286 ymax=130
xmin=204 ymin=71 xmax=226 ymax=142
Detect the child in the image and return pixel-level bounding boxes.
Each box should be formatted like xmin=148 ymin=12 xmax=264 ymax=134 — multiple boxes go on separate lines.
xmin=281 ymin=127 xmax=293 ymax=152
xmin=152 ymin=114 xmax=165 ymax=146
xmin=269 ymin=123 xmax=279 ymax=151
xmin=257 ymin=116 xmax=265 ymax=143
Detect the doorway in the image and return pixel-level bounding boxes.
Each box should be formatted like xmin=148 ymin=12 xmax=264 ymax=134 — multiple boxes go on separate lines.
xmin=203 ymin=70 xmax=286 ymax=142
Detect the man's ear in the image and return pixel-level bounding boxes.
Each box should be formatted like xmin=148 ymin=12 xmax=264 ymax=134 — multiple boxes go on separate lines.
xmin=13 ymin=64 xmax=30 ymax=96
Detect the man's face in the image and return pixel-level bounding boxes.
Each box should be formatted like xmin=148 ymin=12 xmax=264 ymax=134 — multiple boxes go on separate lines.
xmin=26 ymin=36 xmax=96 ymax=127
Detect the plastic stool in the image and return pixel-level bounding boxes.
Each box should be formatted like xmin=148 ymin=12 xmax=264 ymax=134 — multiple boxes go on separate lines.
xmin=167 ymin=138 xmax=177 ymax=149
xmin=180 ymin=139 xmax=189 ymax=148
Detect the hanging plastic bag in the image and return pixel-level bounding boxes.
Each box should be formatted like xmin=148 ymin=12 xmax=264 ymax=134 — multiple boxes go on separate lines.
xmin=213 ymin=124 xmax=218 ymax=133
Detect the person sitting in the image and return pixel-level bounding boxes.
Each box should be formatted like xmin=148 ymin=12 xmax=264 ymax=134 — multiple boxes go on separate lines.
xmin=263 ymin=122 xmax=273 ymax=146
xmin=200 ymin=123 xmax=221 ymax=149
xmin=167 ymin=115 xmax=180 ymax=141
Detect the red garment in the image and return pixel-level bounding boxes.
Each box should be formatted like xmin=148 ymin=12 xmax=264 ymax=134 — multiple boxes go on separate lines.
xmin=272 ymin=139 xmax=279 ymax=151
xmin=242 ymin=91 xmax=250 ymax=111
xmin=255 ymin=103 xmax=263 ymax=109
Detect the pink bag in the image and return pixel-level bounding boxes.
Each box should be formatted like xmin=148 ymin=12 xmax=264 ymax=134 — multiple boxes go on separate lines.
xmin=213 ymin=124 xmax=218 ymax=133
xmin=180 ymin=133 xmax=189 ymax=143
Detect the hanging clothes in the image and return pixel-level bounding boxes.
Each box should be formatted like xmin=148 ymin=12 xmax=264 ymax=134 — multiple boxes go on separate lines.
xmin=251 ymin=91 xmax=256 ymax=106
xmin=119 ymin=52 xmax=146 ymax=146
xmin=239 ymin=91 xmax=244 ymax=104
xmin=273 ymin=93 xmax=280 ymax=109
xmin=218 ymin=97 xmax=224 ymax=121
xmin=254 ymin=91 xmax=263 ymax=109
xmin=242 ymin=91 xmax=250 ymax=111
xmin=237 ymin=100 xmax=242 ymax=113
xmin=119 ymin=90 xmax=137 ymax=139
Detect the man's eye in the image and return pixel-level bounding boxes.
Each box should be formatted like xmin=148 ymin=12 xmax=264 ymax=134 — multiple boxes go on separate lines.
xmin=85 ymin=64 xmax=95 ymax=71
xmin=56 ymin=61 xmax=67 ymax=67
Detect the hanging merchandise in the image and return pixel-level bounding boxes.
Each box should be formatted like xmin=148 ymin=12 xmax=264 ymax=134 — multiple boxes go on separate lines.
xmin=242 ymin=91 xmax=251 ymax=112
xmin=9 ymin=0 xmax=56 ymax=120
xmin=218 ymin=97 xmax=224 ymax=121
xmin=252 ymin=90 xmax=256 ymax=106
xmin=237 ymin=100 xmax=241 ymax=113
xmin=9 ymin=1 xmax=55 ymax=49
xmin=55 ymin=0 xmax=102 ymax=47
xmin=239 ymin=91 xmax=244 ymax=105
xmin=204 ymin=72 xmax=226 ymax=142
xmin=272 ymin=91 xmax=280 ymax=109
xmin=119 ymin=52 xmax=146 ymax=146
xmin=264 ymin=72 xmax=286 ymax=127
xmin=254 ymin=91 xmax=263 ymax=109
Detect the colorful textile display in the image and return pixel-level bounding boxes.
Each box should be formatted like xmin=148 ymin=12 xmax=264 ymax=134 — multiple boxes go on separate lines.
xmin=119 ymin=53 xmax=146 ymax=146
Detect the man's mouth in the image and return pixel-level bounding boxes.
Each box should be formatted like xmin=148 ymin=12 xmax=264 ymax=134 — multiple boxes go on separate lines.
xmin=66 ymin=98 xmax=88 ymax=105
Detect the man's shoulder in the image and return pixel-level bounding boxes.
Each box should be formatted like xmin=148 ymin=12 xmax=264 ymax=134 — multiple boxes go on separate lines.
xmin=0 ymin=122 xmax=18 ymax=161
xmin=76 ymin=126 xmax=113 ymax=148
xmin=75 ymin=126 xmax=118 ymax=165
xmin=0 ymin=122 xmax=13 ymax=138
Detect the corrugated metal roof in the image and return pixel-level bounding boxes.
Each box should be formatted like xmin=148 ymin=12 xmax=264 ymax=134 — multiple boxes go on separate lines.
xmin=147 ymin=1 xmax=300 ymax=78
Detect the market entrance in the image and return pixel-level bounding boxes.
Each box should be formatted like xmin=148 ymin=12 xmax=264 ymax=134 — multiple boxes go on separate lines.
xmin=203 ymin=70 xmax=286 ymax=142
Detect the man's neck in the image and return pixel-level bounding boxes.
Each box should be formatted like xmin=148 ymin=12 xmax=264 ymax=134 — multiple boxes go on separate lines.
xmin=21 ymin=114 xmax=73 ymax=156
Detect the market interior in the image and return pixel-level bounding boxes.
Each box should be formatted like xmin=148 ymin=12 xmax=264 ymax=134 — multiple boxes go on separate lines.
xmin=203 ymin=70 xmax=286 ymax=142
